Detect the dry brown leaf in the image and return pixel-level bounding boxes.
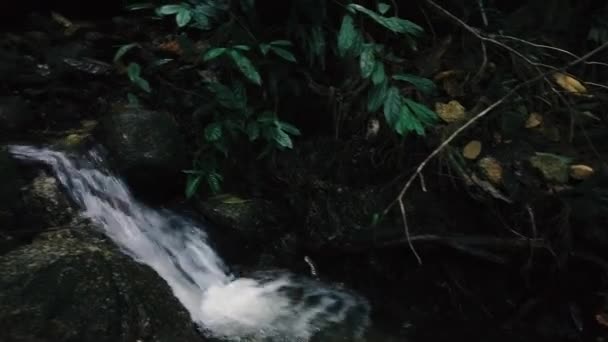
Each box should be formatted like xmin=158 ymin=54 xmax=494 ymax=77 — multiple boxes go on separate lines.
xmin=435 ymin=100 xmax=466 ymax=123
xmin=553 ymin=72 xmax=587 ymax=95
xmin=479 ymin=157 xmax=503 ymax=185
xmin=570 ymin=164 xmax=594 ymax=180
xmin=525 ymin=112 xmax=543 ymax=128
xmin=463 ymin=140 xmax=482 ymax=160
xmin=433 ymin=69 xmax=464 ymax=81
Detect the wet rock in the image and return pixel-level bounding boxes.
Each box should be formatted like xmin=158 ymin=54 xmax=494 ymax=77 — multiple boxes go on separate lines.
xmin=96 ymin=109 xmax=187 ymax=198
xmin=22 ymin=171 xmax=74 ymax=227
xmin=0 ymin=228 xmax=206 ymax=342
xmin=0 ymin=147 xmax=24 ymax=253
xmin=0 ymin=96 xmax=33 ymax=136
xmin=199 ymin=196 xmax=280 ymax=238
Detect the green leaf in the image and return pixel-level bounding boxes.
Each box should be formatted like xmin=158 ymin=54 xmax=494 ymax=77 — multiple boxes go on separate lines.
xmin=359 ymin=45 xmax=376 ymax=78
xmin=246 ymin=121 xmax=260 ymax=141
xmin=126 ymin=63 xmax=151 ymax=93
xmin=176 ymin=8 xmax=192 ymax=27
xmin=259 ymin=43 xmax=271 ymax=55
xmin=203 ymin=47 xmax=227 ymax=61
xmin=403 ymin=98 xmax=438 ymax=127
xmin=270 ymin=46 xmax=297 ymax=62
xmin=383 ymin=86 xmax=402 ymax=127
xmin=134 ymin=77 xmax=151 ymax=93
xmin=270 ymin=40 xmax=292 ymax=46
xmin=228 ymin=50 xmax=262 ymax=85
xmin=207 ymin=171 xmax=223 ymax=194
xmin=338 ymin=15 xmax=357 ymax=57
xmin=185 ymin=174 xmax=202 ymax=198
xmin=158 ymin=4 xmax=183 ymax=15
xmin=126 ymin=3 xmax=155 ymax=11
xmin=278 ymin=121 xmax=301 ymax=135
xmin=371 ymin=61 xmax=385 ymax=85
xmin=114 ymin=43 xmax=139 ymax=62
xmin=204 ymin=122 xmax=223 ymax=142
xmin=233 ymin=45 xmax=251 ymax=51
xmin=367 ymin=80 xmax=389 ymax=112
xmin=273 ymin=127 xmax=294 ymax=149
xmin=126 ymin=62 xmax=142 ymax=82
xmin=392 ymin=74 xmax=436 ymax=95
xmin=348 ymin=4 xmax=424 ymax=35
xmin=377 ymin=2 xmax=391 ymax=15
xmin=206 ymin=83 xmax=238 ymax=109
xmin=127 ymin=93 xmax=140 ymax=107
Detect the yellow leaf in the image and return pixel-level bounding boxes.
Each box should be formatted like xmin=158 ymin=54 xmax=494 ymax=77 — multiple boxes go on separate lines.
xmin=570 ymin=164 xmax=594 ymax=180
xmin=479 ymin=157 xmax=503 ymax=185
xmin=463 ymin=140 xmax=482 ymax=160
xmin=553 ymin=72 xmax=587 ymax=95
xmin=525 ymin=112 xmax=543 ymax=128
xmin=435 ymin=100 xmax=466 ymax=123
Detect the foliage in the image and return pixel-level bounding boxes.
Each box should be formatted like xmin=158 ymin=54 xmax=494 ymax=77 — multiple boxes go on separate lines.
xmin=116 ymin=0 xmax=437 ymax=196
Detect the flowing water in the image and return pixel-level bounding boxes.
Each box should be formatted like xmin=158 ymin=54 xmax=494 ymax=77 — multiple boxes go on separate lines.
xmin=9 ymin=145 xmax=370 ymax=341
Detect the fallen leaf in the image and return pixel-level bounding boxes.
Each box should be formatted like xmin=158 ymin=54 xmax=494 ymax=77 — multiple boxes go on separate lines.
xmin=529 ymin=152 xmax=571 ymax=183
xmin=570 ymin=164 xmax=594 ymax=180
xmin=433 ymin=69 xmax=464 ymax=81
xmin=553 ymin=72 xmax=587 ymax=95
xmin=435 ymin=100 xmax=466 ymax=123
xmin=479 ymin=157 xmax=503 ymax=185
xmin=525 ymin=112 xmax=543 ymax=128
xmin=463 ymin=140 xmax=482 ymax=159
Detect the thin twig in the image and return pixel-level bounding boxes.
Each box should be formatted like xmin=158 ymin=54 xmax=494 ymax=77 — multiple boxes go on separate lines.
xmin=398 ymin=197 xmax=421 ymax=264
xmin=384 ymin=39 xmax=608 ymax=259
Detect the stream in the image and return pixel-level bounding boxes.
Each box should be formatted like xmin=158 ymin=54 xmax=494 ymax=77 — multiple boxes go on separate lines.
xmin=9 ymin=145 xmax=371 ymax=341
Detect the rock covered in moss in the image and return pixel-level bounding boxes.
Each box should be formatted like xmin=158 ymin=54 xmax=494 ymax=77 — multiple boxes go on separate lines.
xmin=0 ymin=228 xmax=206 ymax=342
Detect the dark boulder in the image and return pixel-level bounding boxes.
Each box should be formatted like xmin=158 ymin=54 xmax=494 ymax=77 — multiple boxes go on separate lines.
xmin=0 ymin=147 xmax=25 ymax=253
xmin=0 ymin=96 xmax=33 ymax=137
xmin=0 ymin=228 xmax=206 ymax=342
xmin=96 ymin=109 xmax=187 ymax=199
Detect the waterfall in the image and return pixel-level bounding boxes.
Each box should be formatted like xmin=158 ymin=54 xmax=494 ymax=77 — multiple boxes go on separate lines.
xmin=9 ymin=145 xmax=370 ymax=341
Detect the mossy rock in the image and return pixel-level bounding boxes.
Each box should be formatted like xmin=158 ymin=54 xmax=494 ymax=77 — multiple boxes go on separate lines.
xmin=0 ymin=228 xmax=206 ymax=342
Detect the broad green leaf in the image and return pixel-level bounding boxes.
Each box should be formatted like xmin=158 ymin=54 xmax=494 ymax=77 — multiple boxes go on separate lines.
xmin=338 ymin=15 xmax=357 ymax=57
xmin=367 ymin=80 xmax=388 ymax=112
xmin=278 ymin=121 xmax=301 ymax=135
xmin=126 ymin=62 xmax=142 ymax=82
xmin=348 ymin=4 xmax=424 ymax=36
xmin=270 ymin=40 xmax=292 ymax=46
xmin=204 ymin=122 xmax=223 ymax=141
xmin=403 ymin=98 xmax=438 ymax=126
xmin=176 ymin=8 xmax=192 ymax=27
xmin=135 ymin=78 xmax=151 ymax=93
xmin=396 ymin=105 xmax=422 ymax=135
xmin=114 ymin=43 xmax=139 ymax=62
xmin=270 ymin=46 xmax=297 ymax=62
xmin=383 ymin=86 xmax=402 ymax=127
xmin=377 ymin=3 xmax=391 ymax=14
xmin=185 ymin=174 xmax=201 ymax=198
xmin=273 ymin=127 xmax=294 ymax=148
xmin=228 ymin=50 xmax=262 ymax=85
xmin=207 ymin=171 xmax=223 ymax=194
xmin=246 ymin=121 xmax=260 ymax=141
xmin=203 ymin=47 xmax=227 ymax=61
xmin=259 ymin=43 xmax=271 ymax=55
xmin=158 ymin=4 xmax=183 ymax=15
xmin=359 ymin=45 xmax=376 ymax=78
xmin=371 ymin=61 xmax=385 ymax=85
xmin=233 ymin=45 xmax=251 ymax=51
xmin=393 ymin=74 xmax=436 ymax=95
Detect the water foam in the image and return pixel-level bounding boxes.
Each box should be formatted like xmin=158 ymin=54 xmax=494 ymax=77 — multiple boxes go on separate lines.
xmin=9 ymin=145 xmax=370 ymax=341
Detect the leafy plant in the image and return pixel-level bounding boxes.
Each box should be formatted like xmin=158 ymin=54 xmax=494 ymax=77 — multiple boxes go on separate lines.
xmin=116 ymin=0 xmax=436 ymax=196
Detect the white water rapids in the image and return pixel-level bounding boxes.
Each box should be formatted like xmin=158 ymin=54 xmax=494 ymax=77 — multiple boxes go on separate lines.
xmin=9 ymin=145 xmax=370 ymax=341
